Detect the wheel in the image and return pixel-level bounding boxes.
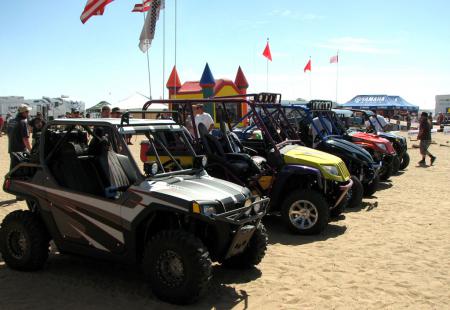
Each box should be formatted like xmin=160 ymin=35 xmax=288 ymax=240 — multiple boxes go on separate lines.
xmin=281 ymin=190 xmax=329 ymax=235
xmin=379 ymin=161 xmax=392 ymax=181
xmin=399 ymin=152 xmax=410 ymax=170
xmin=0 ymin=210 xmax=50 ymax=271
xmin=392 ymin=156 xmax=401 ymax=174
xmin=142 ymin=230 xmax=212 ymax=304
xmin=363 ymin=174 xmax=379 ymax=197
xmin=223 ymin=223 xmax=268 ymax=269
xmin=346 ymin=175 xmax=363 ymax=208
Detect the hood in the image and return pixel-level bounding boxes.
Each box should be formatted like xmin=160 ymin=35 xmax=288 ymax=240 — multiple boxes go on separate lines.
xmin=139 ymin=174 xmax=250 ymax=210
xmin=320 ymin=137 xmax=375 ymax=164
xmin=351 ymin=132 xmax=396 ymax=154
xmin=281 ymin=145 xmax=343 ymax=165
xmin=352 ymin=132 xmax=390 ymax=144
xmin=377 ymin=132 xmax=406 ymax=143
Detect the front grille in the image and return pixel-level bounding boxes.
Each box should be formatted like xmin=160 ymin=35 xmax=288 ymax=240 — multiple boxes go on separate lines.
xmin=337 ymin=160 xmax=351 ymax=179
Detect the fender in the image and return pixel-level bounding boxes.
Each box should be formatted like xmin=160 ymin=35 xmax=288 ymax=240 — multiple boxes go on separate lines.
xmin=270 ymin=164 xmax=322 ymax=209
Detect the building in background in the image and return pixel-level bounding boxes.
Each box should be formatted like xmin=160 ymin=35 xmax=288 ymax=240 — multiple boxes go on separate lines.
xmin=435 ymin=95 xmax=450 ymax=114
xmin=1 ymin=96 xmax=85 ymax=119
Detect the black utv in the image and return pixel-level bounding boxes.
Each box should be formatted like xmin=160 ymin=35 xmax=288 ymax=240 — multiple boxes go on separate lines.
xmin=282 ymin=101 xmax=381 ymax=199
xmin=0 ymin=117 xmax=269 ymax=305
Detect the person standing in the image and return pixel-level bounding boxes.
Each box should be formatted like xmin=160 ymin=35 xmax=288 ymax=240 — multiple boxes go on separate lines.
xmin=194 ymin=104 xmax=214 ymax=133
xmin=111 ymin=107 xmax=122 ymax=118
xmin=101 ymin=105 xmax=111 ymax=118
xmin=7 ymin=104 xmax=32 ymax=170
xmin=29 ymin=112 xmax=46 ymax=146
xmin=0 ymin=114 xmax=4 ymax=137
xmin=417 ymin=112 xmax=436 ymax=166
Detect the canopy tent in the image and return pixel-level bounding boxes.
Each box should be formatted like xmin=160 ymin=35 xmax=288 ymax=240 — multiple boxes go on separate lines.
xmin=115 ymin=93 xmax=167 ymax=111
xmin=341 ymin=95 xmax=419 ymax=112
xmin=86 ymin=101 xmax=111 ymax=113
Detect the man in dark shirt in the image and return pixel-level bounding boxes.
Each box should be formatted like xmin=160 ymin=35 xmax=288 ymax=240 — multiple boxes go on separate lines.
xmin=417 ymin=112 xmax=436 ymax=166
xmin=29 ymin=112 xmax=46 ymax=146
xmin=7 ymin=104 xmax=32 ymax=170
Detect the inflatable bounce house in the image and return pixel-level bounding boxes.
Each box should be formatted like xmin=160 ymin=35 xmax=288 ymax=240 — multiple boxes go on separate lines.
xmin=166 ymin=63 xmax=249 ymax=124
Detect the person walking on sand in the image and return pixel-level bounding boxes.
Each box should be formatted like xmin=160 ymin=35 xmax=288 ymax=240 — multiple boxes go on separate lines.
xmin=0 ymin=114 xmax=4 ymax=136
xmin=7 ymin=104 xmax=32 ymax=170
xmin=417 ymin=112 xmax=436 ymax=166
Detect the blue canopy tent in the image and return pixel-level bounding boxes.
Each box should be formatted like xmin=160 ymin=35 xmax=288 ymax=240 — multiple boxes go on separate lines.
xmin=341 ymin=95 xmax=419 ymax=112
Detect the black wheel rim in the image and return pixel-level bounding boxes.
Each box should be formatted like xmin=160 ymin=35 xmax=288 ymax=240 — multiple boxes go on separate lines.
xmin=156 ymin=250 xmax=185 ymax=287
xmin=7 ymin=230 xmax=28 ymax=260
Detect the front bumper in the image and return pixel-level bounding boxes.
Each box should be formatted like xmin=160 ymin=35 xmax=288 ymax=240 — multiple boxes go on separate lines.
xmin=212 ymin=197 xmax=270 ymax=225
xmin=212 ymin=197 xmax=270 ymax=259
xmin=333 ymin=178 xmax=353 ymax=208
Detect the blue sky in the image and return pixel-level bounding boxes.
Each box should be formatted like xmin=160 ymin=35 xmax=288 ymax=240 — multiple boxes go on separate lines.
xmin=1 ymin=0 xmax=449 ymax=109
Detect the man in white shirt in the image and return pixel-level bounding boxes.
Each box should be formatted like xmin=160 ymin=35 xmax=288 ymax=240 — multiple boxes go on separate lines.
xmin=194 ymin=104 xmax=215 ymax=134
xmin=365 ymin=114 xmax=389 ymax=132
xmin=310 ymin=116 xmax=332 ymax=147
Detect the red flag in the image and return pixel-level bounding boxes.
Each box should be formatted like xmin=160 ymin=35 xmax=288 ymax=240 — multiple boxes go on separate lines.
xmin=330 ymin=54 xmax=339 ymax=64
xmin=132 ymin=0 xmax=153 ymax=13
xmin=304 ymin=59 xmax=311 ymax=72
xmin=80 ymin=0 xmax=113 ymax=24
xmin=262 ymin=42 xmax=272 ymax=61
xmin=139 ymin=0 xmax=165 ymax=52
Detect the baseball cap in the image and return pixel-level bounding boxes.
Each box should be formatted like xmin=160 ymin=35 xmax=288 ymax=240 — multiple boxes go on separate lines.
xmin=18 ymin=104 xmax=32 ymax=113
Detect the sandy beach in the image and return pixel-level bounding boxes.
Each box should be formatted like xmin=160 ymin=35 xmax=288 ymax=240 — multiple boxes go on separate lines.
xmin=0 ymin=132 xmax=449 ymax=309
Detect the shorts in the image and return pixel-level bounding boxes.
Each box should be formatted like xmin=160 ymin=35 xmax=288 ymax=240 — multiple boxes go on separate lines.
xmin=419 ymin=140 xmax=431 ymax=155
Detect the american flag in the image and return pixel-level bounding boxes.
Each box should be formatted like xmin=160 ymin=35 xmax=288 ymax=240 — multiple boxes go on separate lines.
xmin=80 ymin=0 xmax=113 ymax=24
xmin=139 ymin=0 xmax=165 ymax=52
xmin=132 ymin=0 xmax=153 ymax=13
xmin=330 ymin=54 xmax=339 ymax=64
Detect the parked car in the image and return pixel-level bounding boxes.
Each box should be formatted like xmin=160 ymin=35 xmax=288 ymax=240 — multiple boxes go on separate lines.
xmin=0 ymin=117 xmax=269 ymax=304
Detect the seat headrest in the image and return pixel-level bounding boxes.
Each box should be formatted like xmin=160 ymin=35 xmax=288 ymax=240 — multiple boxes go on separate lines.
xmin=198 ymin=123 xmax=208 ymax=137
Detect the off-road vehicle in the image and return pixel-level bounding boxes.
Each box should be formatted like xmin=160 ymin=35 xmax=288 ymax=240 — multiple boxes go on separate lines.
xmin=340 ymin=109 xmax=410 ymax=171
xmin=142 ymin=94 xmax=353 ymax=235
xmin=317 ymin=108 xmax=397 ymax=182
xmin=282 ymin=100 xmax=380 ymax=200
xmin=0 ymin=117 xmax=269 ymax=304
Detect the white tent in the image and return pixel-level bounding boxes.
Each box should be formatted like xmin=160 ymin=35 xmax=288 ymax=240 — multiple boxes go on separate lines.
xmin=115 ymin=93 xmax=167 ymax=111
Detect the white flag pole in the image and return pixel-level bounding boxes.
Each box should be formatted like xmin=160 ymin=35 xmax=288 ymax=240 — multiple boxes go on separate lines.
xmin=162 ymin=5 xmax=166 ymax=99
xmin=142 ymin=10 xmax=152 ymax=100
xmin=335 ymin=51 xmax=339 ymax=104
xmin=309 ymin=56 xmax=312 ymax=100
xmin=266 ymin=38 xmax=269 ymax=91
xmin=173 ymin=0 xmax=178 ymax=98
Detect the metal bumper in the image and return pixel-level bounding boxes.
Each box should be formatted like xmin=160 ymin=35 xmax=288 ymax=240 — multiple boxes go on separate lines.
xmin=212 ymin=197 xmax=270 ymax=225
xmin=333 ymin=178 xmax=353 ymax=208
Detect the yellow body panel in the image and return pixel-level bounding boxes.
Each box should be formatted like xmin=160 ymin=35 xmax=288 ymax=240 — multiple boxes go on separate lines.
xmin=146 ymin=155 xmax=194 ymax=167
xmin=283 ymin=146 xmax=350 ymax=182
xmin=215 ymin=85 xmax=240 ymax=97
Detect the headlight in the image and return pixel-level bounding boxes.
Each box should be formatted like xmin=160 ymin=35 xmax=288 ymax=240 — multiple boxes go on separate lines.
xmin=192 ymin=201 xmax=217 ymax=217
xmin=322 ymin=165 xmax=340 ymax=176
xmin=376 ymin=143 xmax=387 ymax=151
xmin=201 ymin=205 xmax=217 ymax=217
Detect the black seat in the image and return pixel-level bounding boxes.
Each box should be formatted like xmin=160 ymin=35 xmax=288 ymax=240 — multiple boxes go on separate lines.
xmin=198 ymin=123 xmax=259 ymax=177
xmin=53 ymin=142 xmax=104 ymax=196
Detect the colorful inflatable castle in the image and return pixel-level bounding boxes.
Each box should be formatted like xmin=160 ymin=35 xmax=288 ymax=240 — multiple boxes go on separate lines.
xmin=166 ymin=63 xmax=249 ymax=124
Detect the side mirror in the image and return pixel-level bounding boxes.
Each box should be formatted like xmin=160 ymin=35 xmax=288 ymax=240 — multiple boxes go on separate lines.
xmin=193 ymin=155 xmax=207 ymax=169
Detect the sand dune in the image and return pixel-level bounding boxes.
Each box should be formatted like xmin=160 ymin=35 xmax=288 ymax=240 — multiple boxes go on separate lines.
xmin=0 ymin=132 xmax=449 ymax=309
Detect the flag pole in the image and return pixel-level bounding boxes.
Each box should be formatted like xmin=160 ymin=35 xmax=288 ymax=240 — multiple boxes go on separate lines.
xmin=309 ymin=56 xmax=312 ymax=99
xmin=174 ymin=0 xmax=178 ymax=98
xmin=162 ymin=5 xmax=166 ymax=99
xmin=266 ymin=38 xmax=269 ymax=91
xmin=335 ymin=50 xmax=339 ymax=104
xmin=143 ymin=11 xmax=152 ymax=100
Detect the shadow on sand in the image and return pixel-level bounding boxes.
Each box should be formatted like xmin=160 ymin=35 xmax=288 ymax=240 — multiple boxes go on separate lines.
xmin=377 ymin=182 xmax=393 ymax=191
xmin=0 ymin=252 xmax=261 ymax=310
xmin=345 ymin=201 xmax=379 ymax=213
xmin=263 ymin=216 xmax=347 ymax=246
xmin=0 ymin=199 xmax=20 ymax=208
